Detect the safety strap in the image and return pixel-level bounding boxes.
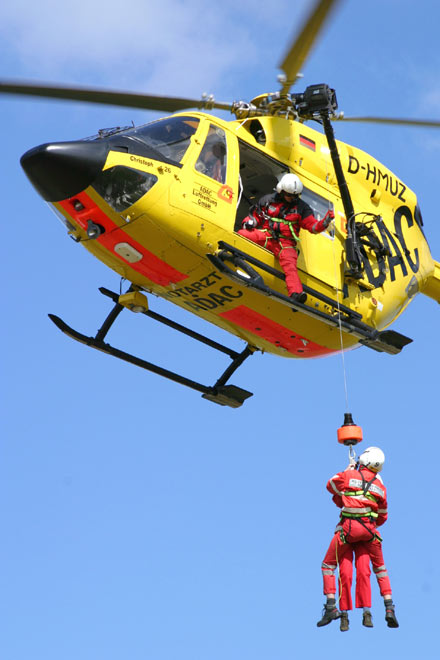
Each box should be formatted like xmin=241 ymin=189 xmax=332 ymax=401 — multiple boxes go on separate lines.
xmin=253 ymin=200 xmax=301 ymax=243
xmin=356 ymin=517 xmax=379 ymax=542
xmin=343 ymin=490 xmax=377 ymax=504
xmin=269 ymin=217 xmax=300 ymax=242
xmin=340 ymin=517 xmax=382 ymax=544
xmin=260 ymin=225 xmax=299 ymax=251
xmin=343 ymin=468 xmax=379 ymax=507
xmin=341 ymin=509 xmax=378 ymax=519
xmin=360 ymin=469 xmax=377 ymax=498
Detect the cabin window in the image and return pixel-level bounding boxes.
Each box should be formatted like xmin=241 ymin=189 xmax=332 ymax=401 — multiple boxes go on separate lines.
xmin=248 ymin=120 xmax=266 ymax=145
xmin=195 ymin=125 xmax=227 ymax=183
xmin=300 ymin=187 xmax=334 ymax=222
xmin=92 ymin=166 xmax=158 ymax=212
xmin=120 ymin=116 xmax=200 ymax=164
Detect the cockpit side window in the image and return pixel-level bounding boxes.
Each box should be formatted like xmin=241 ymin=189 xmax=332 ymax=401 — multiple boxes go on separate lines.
xmin=195 ymin=125 xmax=227 ymax=183
xmin=92 ymin=166 xmax=158 ymax=212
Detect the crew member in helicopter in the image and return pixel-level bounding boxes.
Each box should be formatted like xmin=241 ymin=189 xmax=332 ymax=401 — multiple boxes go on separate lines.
xmin=238 ymin=172 xmax=334 ymax=303
xmin=317 ymin=447 xmax=399 ymax=632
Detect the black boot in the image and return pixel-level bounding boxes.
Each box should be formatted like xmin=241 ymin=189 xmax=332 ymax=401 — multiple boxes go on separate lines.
xmin=385 ymin=601 xmax=399 ymax=628
xmin=339 ymin=611 xmax=349 ymax=632
xmin=362 ymin=610 xmax=373 ymax=627
xmin=316 ymin=600 xmax=341 ymax=627
xmin=290 ymin=291 xmax=307 ymax=304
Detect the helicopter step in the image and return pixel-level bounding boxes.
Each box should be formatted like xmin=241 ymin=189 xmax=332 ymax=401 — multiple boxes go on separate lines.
xmin=208 ymin=242 xmax=412 ymax=356
xmin=48 ymin=287 xmax=254 ymax=408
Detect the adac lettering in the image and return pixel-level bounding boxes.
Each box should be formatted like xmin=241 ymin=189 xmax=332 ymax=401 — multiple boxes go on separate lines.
xmin=192 ymin=184 xmax=218 ymax=211
xmin=184 ymin=286 xmax=243 ymax=312
xmin=359 ymin=206 xmax=420 ymax=288
xmin=393 ymin=205 xmax=419 ymax=274
xmin=348 ymin=155 xmax=407 ymax=202
xmin=166 ymin=271 xmax=243 ymax=311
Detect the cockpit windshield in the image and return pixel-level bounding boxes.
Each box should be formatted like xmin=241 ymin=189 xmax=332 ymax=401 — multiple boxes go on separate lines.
xmin=121 ymin=116 xmax=200 ymax=163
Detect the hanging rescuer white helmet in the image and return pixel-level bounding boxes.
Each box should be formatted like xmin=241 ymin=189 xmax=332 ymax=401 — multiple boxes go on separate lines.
xmin=359 ymin=446 xmax=385 ymax=472
xmin=276 ymin=172 xmax=303 ymax=196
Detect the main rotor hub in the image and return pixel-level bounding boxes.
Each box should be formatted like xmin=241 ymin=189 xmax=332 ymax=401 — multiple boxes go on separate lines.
xmin=231 ymin=84 xmax=338 ymax=121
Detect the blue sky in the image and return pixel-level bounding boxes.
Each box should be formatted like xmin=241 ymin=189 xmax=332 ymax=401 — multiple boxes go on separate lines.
xmin=1 ymin=1 xmax=439 ymax=658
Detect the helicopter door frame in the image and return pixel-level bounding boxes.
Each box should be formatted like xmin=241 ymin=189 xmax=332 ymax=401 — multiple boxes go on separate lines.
xmin=233 ymin=140 xmax=340 ymax=288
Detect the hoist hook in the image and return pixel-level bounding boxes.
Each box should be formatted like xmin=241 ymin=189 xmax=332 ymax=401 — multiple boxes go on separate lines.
xmin=348 ymin=443 xmax=357 ymax=466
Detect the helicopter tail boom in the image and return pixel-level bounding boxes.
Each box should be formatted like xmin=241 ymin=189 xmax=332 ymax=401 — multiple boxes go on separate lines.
xmin=420 ymin=259 xmax=440 ymax=303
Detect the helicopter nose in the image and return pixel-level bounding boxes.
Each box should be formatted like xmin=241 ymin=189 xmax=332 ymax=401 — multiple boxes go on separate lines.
xmin=20 ymin=140 xmax=109 ymax=202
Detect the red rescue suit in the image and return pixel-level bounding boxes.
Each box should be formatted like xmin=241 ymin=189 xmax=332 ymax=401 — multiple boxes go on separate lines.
xmin=321 ymin=466 xmax=392 ymax=610
xmin=238 ymin=192 xmax=331 ymax=295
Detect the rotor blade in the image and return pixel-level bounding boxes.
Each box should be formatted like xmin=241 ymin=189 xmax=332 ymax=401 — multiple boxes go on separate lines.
xmin=278 ymin=0 xmax=342 ymax=96
xmin=334 ymin=115 xmax=440 ymax=129
xmin=0 ymin=80 xmax=232 ymax=113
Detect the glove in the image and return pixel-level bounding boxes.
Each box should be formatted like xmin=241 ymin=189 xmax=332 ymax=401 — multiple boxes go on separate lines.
xmin=244 ymin=217 xmax=257 ymax=230
xmin=322 ymin=209 xmax=335 ymax=229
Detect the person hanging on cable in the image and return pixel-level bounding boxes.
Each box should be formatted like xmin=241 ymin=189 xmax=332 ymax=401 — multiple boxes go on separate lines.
xmin=317 ymin=446 xmax=399 ymax=631
xmin=238 ymin=173 xmax=334 ymax=303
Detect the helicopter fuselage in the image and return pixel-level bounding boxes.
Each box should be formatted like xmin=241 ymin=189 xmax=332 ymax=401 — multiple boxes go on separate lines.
xmin=22 ymin=111 xmax=435 ymax=359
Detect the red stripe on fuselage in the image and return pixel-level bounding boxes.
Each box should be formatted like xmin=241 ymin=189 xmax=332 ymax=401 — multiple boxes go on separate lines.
xmin=59 ymin=192 xmax=187 ymax=286
xmin=220 ymin=305 xmax=334 ymax=357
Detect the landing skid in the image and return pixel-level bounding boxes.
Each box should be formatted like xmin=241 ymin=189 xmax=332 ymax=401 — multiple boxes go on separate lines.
xmin=48 ymin=287 xmax=254 ymax=408
xmin=208 ymin=242 xmax=412 ymax=355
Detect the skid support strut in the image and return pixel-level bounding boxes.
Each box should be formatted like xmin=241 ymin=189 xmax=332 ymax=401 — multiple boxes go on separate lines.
xmin=48 ymin=287 xmax=254 ymax=408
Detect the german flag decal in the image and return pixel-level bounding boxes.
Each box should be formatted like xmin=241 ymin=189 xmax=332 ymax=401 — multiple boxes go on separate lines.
xmin=299 ymin=135 xmax=316 ymax=151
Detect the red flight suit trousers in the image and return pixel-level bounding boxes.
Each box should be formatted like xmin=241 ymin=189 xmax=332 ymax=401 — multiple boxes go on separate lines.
xmin=238 ymin=228 xmax=302 ymax=295
xmin=322 ymin=531 xmax=392 ymax=610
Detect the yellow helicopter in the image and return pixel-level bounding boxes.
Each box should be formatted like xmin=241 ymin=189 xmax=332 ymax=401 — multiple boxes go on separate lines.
xmin=2 ymin=0 xmax=440 ymax=408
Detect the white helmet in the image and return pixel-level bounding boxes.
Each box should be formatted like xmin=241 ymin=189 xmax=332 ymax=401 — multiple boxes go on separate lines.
xmin=359 ymin=446 xmax=385 ymax=472
xmin=276 ymin=172 xmax=303 ymax=196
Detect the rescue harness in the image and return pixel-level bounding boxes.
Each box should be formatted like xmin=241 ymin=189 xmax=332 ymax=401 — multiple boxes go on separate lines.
xmin=267 ymin=216 xmax=300 ymax=243
xmin=339 ymin=467 xmax=382 ymax=544
xmin=251 ymin=203 xmax=301 ymax=246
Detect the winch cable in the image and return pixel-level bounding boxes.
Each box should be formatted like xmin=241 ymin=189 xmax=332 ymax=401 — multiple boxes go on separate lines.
xmin=331 ymin=212 xmax=350 ymax=411
xmin=324 ymin=208 xmax=363 ymax=610
xmin=330 ymin=210 xmax=364 ymax=470
xmin=329 ymin=211 xmax=347 ymax=609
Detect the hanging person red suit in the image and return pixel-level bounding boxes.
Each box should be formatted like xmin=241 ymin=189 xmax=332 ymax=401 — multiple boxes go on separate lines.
xmin=317 ymin=419 xmax=399 ymax=631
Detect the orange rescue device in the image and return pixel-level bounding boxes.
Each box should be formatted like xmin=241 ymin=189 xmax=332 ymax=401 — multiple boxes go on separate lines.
xmin=337 ymin=412 xmax=363 ymax=446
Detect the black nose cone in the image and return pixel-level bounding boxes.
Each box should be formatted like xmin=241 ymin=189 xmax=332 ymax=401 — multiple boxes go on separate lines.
xmin=20 ymin=140 xmax=109 ymax=202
